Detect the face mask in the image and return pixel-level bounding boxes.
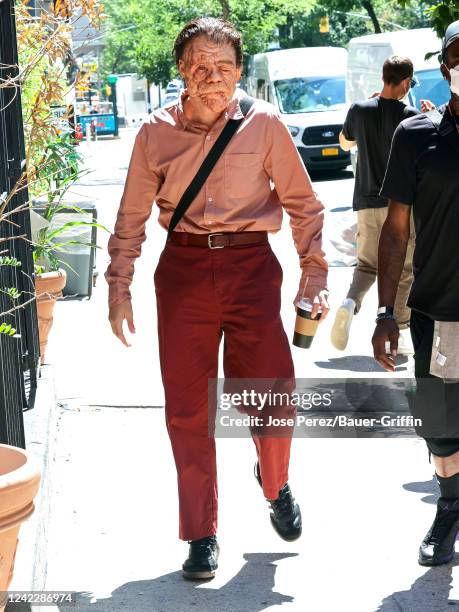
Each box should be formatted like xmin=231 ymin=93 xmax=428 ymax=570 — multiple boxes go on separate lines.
xmin=449 ymin=66 xmax=459 ymax=96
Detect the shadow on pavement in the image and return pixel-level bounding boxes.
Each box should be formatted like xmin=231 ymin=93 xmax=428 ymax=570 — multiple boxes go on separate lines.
xmin=330 ymin=205 xmax=353 ymax=213
xmin=403 ymin=476 xmax=439 ymax=505
xmin=315 ymin=355 xmax=408 ymax=373
xmin=376 ymin=563 xmax=459 ymax=611
xmin=60 ymin=552 xmax=297 ymax=612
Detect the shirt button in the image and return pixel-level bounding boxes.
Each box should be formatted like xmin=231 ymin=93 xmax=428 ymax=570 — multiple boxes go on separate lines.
xmin=206 ymin=134 xmax=211 ymax=140
xmin=208 ymin=197 xmax=213 ymax=202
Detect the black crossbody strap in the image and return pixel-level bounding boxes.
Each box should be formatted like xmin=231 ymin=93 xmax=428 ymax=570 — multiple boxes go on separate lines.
xmin=167 ymin=95 xmax=255 ymax=237
xmin=426 ymin=105 xmax=459 ymax=157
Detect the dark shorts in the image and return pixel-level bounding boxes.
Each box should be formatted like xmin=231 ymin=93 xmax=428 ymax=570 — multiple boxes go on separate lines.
xmin=410 ymin=310 xmax=459 ymax=458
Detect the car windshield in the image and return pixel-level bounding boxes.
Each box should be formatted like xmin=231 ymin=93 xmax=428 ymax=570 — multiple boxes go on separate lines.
xmin=410 ymin=69 xmax=450 ymax=109
xmin=274 ymin=76 xmax=346 ymax=114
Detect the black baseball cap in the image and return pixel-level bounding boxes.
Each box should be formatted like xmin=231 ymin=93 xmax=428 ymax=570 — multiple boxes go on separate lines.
xmin=442 ymin=20 xmax=459 ymax=60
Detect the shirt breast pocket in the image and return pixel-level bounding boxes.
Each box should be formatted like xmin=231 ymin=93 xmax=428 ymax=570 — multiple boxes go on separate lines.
xmin=224 ymin=153 xmax=265 ymax=199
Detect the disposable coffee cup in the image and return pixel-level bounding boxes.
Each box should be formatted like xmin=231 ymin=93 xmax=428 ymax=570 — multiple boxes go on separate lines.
xmin=292 ymin=298 xmax=322 ymax=349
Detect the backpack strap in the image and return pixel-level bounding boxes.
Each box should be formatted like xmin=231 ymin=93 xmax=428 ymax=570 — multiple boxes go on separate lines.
xmin=167 ymin=94 xmax=256 ymax=238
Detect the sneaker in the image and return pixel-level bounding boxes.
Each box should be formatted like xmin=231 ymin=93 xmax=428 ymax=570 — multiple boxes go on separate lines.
xmin=254 ymin=461 xmax=302 ymax=541
xmin=182 ymin=535 xmax=220 ymax=580
xmin=331 ymin=298 xmax=356 ymax=350
xmin=418 ymin=497 xmax=459 ymax=566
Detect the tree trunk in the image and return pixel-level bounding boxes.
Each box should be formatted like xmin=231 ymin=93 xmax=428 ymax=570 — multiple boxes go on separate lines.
xmin=361 ymin=1 xmax=382 ymax=33
xmin=112 ymin=44 xmax=124 ymax=74
xmin=218 ymin=0 xmax=231 ymax=20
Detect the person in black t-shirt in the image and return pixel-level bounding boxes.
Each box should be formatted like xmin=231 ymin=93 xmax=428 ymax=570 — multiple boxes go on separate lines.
xmin=331 ymin=56 xmax=419 ymax=353
xmin=373 ymin=20 xmax=459 ymax=568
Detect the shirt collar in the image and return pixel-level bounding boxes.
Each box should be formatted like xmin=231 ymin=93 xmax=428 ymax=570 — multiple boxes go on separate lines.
xmin=177 ymin=87 xmax=244 ymax=131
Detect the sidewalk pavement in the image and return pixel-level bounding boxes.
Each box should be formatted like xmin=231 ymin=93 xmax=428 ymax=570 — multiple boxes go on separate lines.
xmin=10 ymin=128 xmax=457 ymax=611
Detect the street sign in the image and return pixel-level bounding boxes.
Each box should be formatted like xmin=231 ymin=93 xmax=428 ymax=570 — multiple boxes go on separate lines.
xmin=82 ymin=62 xmax=98 ymax=73
xmin=76 ymin=113 xmax=117 ymax=136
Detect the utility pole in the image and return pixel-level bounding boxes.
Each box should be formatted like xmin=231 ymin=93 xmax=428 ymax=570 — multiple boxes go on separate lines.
xmin=107 ymin=74 xmax=119 ymax=137
xmin=146 ymin=79 xmax=152 ymax=114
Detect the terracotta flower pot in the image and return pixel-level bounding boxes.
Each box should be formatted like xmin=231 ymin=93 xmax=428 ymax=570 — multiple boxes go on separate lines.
xmin=34 ymin=268 xmax=67 ymax=364
xmin=0 ymin=444 xmax=41 ymax=611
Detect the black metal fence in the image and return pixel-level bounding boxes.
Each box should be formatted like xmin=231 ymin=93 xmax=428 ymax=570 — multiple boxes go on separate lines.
xmin=0 ymin=0 xmax=41 ymax=448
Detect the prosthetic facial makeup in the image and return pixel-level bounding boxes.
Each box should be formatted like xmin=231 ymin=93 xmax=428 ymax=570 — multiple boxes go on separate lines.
xmin=178 ymin=35 xmax=242 ymax=115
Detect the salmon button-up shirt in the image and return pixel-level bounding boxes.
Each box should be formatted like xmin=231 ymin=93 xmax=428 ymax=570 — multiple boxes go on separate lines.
xmin=104 ymin=88 xmax=328 ymax=308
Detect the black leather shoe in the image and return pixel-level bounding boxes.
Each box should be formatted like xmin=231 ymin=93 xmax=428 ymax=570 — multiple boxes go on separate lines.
xmin=419 ymin=497 xmax=459 ymax=566
xmin=254 ymin=461 xmax=302 ymax=542
xmin=182 ymin=535 xmax=219 ymax=580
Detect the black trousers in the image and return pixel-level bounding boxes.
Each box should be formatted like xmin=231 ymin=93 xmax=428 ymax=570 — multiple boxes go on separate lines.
xmin=410 ymin=310 xmax=459 ymax=458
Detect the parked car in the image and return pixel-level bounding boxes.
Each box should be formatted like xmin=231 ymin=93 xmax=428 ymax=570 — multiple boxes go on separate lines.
xmin=245 ymin=47 xmax=350 ymax=171
xmin=165 ymin=78 xmax=183 ymax=94
xmin=160 ymin=78 xmax=183 ymax=107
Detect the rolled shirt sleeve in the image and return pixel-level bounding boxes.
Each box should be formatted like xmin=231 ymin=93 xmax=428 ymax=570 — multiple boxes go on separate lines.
xmin=380 ymin=122 xmax=416 ymax=206
xmin=264 ymin=110 xmax=328 ymax=297
xmin=104 ymin=124 xmax=161 ymax=307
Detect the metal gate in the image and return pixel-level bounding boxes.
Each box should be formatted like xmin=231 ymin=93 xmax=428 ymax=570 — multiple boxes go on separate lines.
xmin=0 ymin=0 xmax=41 ymax=448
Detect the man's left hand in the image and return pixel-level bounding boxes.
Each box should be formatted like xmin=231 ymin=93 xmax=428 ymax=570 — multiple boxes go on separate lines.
xmin=293 ymin=287 xmax=330 ymax=321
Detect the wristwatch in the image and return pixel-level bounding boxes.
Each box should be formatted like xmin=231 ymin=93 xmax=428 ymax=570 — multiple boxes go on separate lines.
xmin=376 ymin=306 xmax=395 ymax=323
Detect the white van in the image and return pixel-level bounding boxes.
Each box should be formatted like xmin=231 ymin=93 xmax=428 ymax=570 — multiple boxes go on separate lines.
xmin=245 ymin=47 xmax=350 ymax=171
xmin=347 ymin=28 xmax=450 ymax=109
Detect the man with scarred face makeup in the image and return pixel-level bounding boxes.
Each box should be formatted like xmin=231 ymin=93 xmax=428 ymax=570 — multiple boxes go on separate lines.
xmin=105 ymin=17 xmax=329 ymax=579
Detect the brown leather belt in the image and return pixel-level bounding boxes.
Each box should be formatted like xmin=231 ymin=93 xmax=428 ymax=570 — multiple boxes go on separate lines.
xmin=167 ymin=230 xmax=269 ymax=249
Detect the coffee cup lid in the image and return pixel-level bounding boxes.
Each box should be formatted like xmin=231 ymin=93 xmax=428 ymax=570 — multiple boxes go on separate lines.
xmin=297 ymin=298 xmax=322 ymax=313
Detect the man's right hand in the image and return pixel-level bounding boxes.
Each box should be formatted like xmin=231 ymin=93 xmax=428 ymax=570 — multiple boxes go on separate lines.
xmin=372 ymin=319 xmax=400 ymax=372
xmin=420 ymin=99 xmax=435 ymax=112
xmin=108 ymin=298 xmax=136 ymax=347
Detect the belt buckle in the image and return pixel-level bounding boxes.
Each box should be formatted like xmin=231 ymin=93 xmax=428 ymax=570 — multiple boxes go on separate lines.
xmin=208 ymin=233 xmax=225 ymax=249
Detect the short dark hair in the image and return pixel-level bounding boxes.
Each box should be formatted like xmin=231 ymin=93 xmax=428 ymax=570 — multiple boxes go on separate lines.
xmin=382 ymin=55 xmax=414 ymax=85
xmin=173 ymin=17 xmax=243 ymax=68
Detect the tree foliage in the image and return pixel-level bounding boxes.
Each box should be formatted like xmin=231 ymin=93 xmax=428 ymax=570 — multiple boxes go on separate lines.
xmin=279 ymin=0 xmax=435 ymax=50
xmin=396 ymin=1 xmax=459 ymax=39
xmin=101 ymin=0 xmax=447 ymax=85
xmin=100 ymin=0 xmax=316 ymax=85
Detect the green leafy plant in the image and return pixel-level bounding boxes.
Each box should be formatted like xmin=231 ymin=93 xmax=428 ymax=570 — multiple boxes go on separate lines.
xmin=0 ymin=256 xmax=22 ymax=267
xmin=33 ymin=209 xmax=109 ymax=276
xmin=0 ymin=322 xmax=18 ymax=337
xmin=31 ymin=134 xmax=110 ymax=275
xmin=40 ymin=133 xmax=83 ymax=202
xmin=0 ymin=219 xmax=30 ymax=337
xmin=0 ymin=0 xmax=105 ymax=338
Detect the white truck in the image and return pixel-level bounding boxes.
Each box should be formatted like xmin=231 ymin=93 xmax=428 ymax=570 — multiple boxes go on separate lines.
xmin=245 ymin=47 xmax=350 ymax=172
xmin=346 ymin=28 xmax=450 ymax=173
xmin=347 ymin=28 xmax=450 ymax=109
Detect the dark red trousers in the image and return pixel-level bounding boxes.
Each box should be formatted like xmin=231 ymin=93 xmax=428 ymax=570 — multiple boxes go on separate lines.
xmin=154 ymin=239 xmax=296 ymax=541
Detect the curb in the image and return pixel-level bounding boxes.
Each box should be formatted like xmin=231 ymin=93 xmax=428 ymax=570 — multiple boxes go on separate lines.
xmin=8 ymin=363 xmax=59 ymax=593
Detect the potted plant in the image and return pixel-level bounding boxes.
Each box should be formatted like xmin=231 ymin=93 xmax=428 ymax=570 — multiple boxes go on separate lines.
xmin=32 ymin=134 xmax=109 ymax=363
xmin=0 ymin=444 xmax=41 ymax=611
